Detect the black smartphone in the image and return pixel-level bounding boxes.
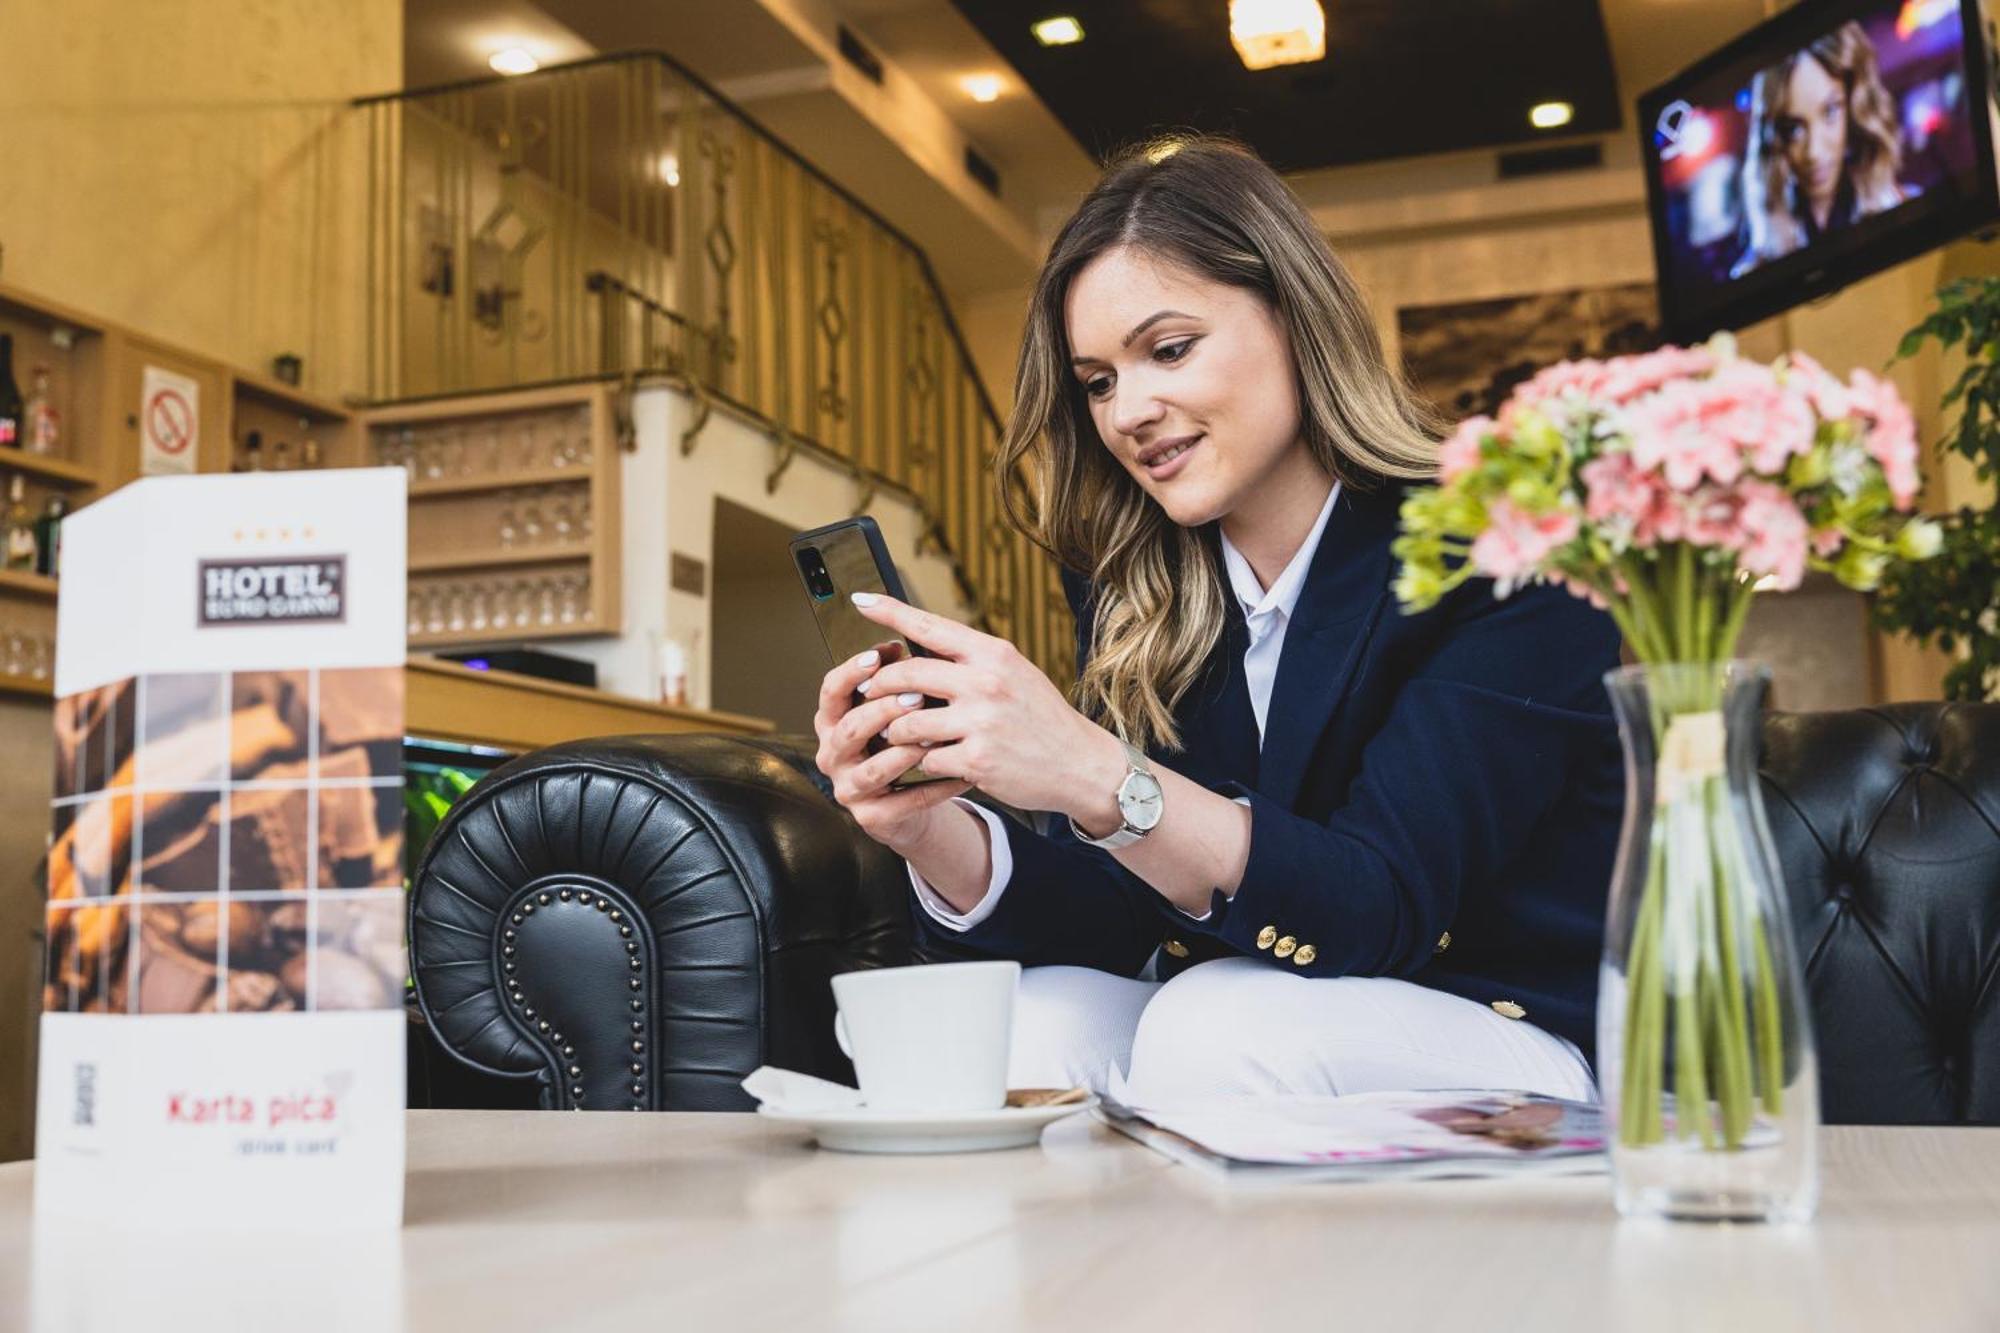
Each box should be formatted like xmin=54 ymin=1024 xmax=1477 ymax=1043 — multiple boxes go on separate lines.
xmin=789 ymin=516 xmax=953 ymax=790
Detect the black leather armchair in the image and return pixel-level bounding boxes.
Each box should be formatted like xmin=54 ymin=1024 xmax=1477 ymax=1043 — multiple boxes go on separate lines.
xmin=408 ymin=703 xmax=2000 ymax=1123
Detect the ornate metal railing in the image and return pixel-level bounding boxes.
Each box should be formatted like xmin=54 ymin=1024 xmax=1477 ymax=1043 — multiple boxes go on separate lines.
xmin=355 ymin=54 xmax=1067 ymax=681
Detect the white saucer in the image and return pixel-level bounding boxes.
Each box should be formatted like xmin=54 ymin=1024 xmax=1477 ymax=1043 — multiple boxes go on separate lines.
xmin=756 ymin=1096 xmax=1098 ymax=1154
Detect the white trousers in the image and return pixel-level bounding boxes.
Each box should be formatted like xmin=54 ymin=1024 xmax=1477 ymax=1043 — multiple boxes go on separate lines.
xmin=1006 ymin=959 xmax=1598 ymax=1105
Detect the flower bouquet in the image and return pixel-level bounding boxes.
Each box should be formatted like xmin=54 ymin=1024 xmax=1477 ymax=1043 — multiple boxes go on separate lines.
xmin=1393 ymin=333 xmax=1940 ymax=1221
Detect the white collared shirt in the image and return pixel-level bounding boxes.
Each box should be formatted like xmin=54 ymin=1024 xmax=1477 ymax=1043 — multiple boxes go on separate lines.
xmin=909 ymin=480 xmax=1343 ymax=932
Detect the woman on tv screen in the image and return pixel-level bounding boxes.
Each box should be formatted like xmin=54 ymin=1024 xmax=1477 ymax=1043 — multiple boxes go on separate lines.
xmin=1731 ymin=20 xmax=1913 ymax=277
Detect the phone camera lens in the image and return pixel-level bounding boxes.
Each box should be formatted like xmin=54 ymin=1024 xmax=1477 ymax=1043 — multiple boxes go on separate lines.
xmin=795 ymin=547 xmax=836 ymax=600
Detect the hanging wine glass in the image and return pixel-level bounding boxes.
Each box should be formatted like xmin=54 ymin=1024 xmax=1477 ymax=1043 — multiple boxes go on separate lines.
xmin=442 ymin=425 xmax=468 ymax=479
xmin=519 ymin=490 xmax=545 ymax=547
xmin=497 ymin=500 xmax=519 ymax=549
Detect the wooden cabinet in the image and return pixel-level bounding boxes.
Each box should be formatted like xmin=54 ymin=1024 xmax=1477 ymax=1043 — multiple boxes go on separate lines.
xmin=360 ymin=384 xmax=623 ymax=650
xmin=0 ymin=283 xmax=634 ymax=690
xmin=0 ymin=282 xmax=113 ymax=699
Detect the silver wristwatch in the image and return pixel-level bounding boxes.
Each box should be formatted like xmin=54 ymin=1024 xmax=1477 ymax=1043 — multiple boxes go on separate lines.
xmin=1068 ymin=741 xmax=1164 ymax=850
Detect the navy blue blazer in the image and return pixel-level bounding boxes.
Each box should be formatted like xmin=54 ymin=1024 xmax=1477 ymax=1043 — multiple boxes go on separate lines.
xmin=915 ymin=480 xmax=1627 ymax=1067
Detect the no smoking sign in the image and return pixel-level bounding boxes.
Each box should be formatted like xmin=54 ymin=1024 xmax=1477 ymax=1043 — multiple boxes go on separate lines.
xmin=140 ymin=365 xmax=200 ymax=475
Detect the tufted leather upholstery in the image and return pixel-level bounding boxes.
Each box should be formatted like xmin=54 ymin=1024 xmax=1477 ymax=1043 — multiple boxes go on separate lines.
xmin=408 ymin=734 xmax=913 ymax=1111
xmin=410 ymin=704 xmax=2000 ymax=1123
xmin=1757 ymin=704 xmax=2000 ymax=1124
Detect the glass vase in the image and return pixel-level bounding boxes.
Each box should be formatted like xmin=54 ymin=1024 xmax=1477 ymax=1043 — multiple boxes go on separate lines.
xmin=1597 ymin=661 xmax=1819 ymax=1223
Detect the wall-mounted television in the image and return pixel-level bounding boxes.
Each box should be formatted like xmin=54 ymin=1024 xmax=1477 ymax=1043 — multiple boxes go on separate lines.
xmin=1640 ymin=0 xmax=2000 ymax=340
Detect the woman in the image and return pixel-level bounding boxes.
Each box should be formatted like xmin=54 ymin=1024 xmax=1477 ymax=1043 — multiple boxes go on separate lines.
xmin=1732 ymin=21 xmax=1910 ymax=278
xmin=812 ymin=137 xmax=1623 ymax=1106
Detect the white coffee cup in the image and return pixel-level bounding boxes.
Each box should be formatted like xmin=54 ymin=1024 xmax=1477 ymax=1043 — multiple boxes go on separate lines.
xmin=830 ymin=960 xmax=1020 ymax=1113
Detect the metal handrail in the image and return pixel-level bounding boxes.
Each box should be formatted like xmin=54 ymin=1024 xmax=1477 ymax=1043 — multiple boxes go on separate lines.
xmin=352 ymin=49 xmax=1009 ymax=451
xmin=355 ymin=50 xmax=1062 ymax=678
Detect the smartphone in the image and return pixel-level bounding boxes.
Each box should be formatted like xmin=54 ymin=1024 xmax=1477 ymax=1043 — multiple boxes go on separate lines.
xmin=789 ymin=516 xmax=954 ymax=789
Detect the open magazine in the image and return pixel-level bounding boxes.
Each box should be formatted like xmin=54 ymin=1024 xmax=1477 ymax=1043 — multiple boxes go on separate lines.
xmin=1095 ymin=1088 xmax=1609 ymax=1185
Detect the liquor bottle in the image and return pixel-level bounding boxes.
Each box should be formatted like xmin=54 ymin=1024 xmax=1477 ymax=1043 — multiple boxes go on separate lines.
xmin=34 ymin=494 xmax=66 ymax=577
xmin=4 ymin=476 xmax=37 ymax=572
xmin=239 ymin=429 xmax=264 ymax=472
xmin=270 ymin=436 xmax=293 ymax=471
xmin=300 ymin=438 xmax=323 ymax=470
xmin=0 ymin=336 xmax=22 ymax=451
xmin=24 ymin=365 xmax=59 ymax=456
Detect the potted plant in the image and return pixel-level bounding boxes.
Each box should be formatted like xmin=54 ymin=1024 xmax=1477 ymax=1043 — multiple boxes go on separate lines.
xmin=1872 ymin=276 xmax=2000 ymax=702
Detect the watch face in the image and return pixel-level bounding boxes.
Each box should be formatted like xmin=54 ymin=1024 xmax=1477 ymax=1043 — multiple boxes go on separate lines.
xmin=1118 ymin=770 xmax=1164 ymax=831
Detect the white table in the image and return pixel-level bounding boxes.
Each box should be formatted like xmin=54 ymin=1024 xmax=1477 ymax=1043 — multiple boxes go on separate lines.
xmin=2 ymin=1112 xmax=1995 ymax=1331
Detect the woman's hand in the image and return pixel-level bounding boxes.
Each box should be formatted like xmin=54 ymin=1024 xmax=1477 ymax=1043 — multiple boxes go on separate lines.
xmin=844 ymin=592 xmax=1123 ymax=819
xmin=813 ymin=645 xmax=974 ymax=854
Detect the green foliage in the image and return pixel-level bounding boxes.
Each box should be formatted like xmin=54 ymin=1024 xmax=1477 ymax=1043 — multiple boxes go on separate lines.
xmin=1873 ymin=277 xmax=2000 ymax=701
xmin=403 ymin=766 xmax=478 ymax=888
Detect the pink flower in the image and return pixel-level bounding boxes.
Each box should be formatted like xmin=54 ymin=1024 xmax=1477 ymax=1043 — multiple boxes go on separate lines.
xmin=1593 ymin=344 xmax=1720 ymax=405
xmin=1811 ymin=527 xmax=1844 ymax=558
xmin=1439 ymin=415 xmax=1492 ymax=483
xmin=1708 ymin=359 xmax=1817 ymax=474
xmin=1512 ymin=359 xmax=1610 ymax=412
xmin=1469 ymin=499 xmax=1579 ymax=582
xmin=1581 ymin=452 xmax=1674 ymax=548
xmin=1787 ymin=350 xmax=1852 ymax=418
xmin=1677 ymin=485 xmax=1745 ymax=548
xmin=1620 ymin=359 xmax=1814 ymax=489
xmin=1509 ymin=345 xmax=1722 ymax=423
xmin=1559 ymin=574 xmax=1610 ymax=610
xmin=1623 ymin=378 xmax=1748 ymax=490
xmin=1847 ymin=369 xmax=1921 ymax=507
xmin=1736 ymin=481 xmax=1810 ymax=590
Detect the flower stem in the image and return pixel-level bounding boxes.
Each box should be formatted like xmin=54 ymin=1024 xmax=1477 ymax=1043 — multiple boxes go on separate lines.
xmin=1751 ymin=917 xmax=1786 ymax=1115
xmin=1706 ymin=775 xmax=1755 ymax=1146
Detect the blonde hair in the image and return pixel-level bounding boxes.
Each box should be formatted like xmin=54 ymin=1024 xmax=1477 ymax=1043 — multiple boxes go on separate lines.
xmin=993 ymin=135 xmax=1443 ymax=753
xmin=1741 ymin=21 xmax=1906 ymax=264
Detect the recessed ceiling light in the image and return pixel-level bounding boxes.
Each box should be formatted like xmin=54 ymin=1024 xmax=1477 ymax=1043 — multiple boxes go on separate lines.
xmin=961 ymin=73 xmax=1004 ymax=103
xmin=1032 ymin=16 xmax=1084 ymax=46
xmin=488 ymin=47 xmax=539 ymax=76
xmin=1229 ymin=0 xmax=1326 ymax=71
xmin=1530 ymin=101 xmax=1574 ymax=130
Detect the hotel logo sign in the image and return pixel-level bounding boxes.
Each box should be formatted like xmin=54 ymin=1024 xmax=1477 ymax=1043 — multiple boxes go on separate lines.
xmin=198 ymin=556 xmax=347 ymax=626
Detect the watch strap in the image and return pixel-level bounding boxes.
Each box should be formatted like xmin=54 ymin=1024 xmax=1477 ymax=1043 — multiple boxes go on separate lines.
xmin=1067 ymin=741 xmax=1155 ymax=850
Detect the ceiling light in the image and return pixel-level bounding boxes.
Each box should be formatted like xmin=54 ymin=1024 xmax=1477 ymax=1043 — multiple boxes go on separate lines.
xmin=1031 ymin=16 xmax=1085 ymax=46
xmin=1530 ymin=101 xmax=1574 ymax=130
xmin=488 ymin=47 xmax=539 ymax=76
xmin=961 ymin=73 xmax=1004 ymax=103
xmin=658 ymin=151 xmax=680 ymax=187
xmin=1229 ymin=0 xmax=1326 ymax=71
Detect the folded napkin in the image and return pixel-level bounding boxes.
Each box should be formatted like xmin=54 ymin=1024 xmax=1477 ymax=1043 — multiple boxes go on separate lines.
xmin=741 ymin=1066 xmax=866 ymax=1112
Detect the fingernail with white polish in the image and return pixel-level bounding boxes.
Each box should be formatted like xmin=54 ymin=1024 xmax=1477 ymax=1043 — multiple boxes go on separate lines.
xmin=856 ymin=678 xmax=873 ymax=695
xmin=897 ymin=692 xmax=922 ymax=707
xmin=851 ymin=591 xmax=879 ymax=606
xmin=857 ymin=649 xmax=880 ymax=667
